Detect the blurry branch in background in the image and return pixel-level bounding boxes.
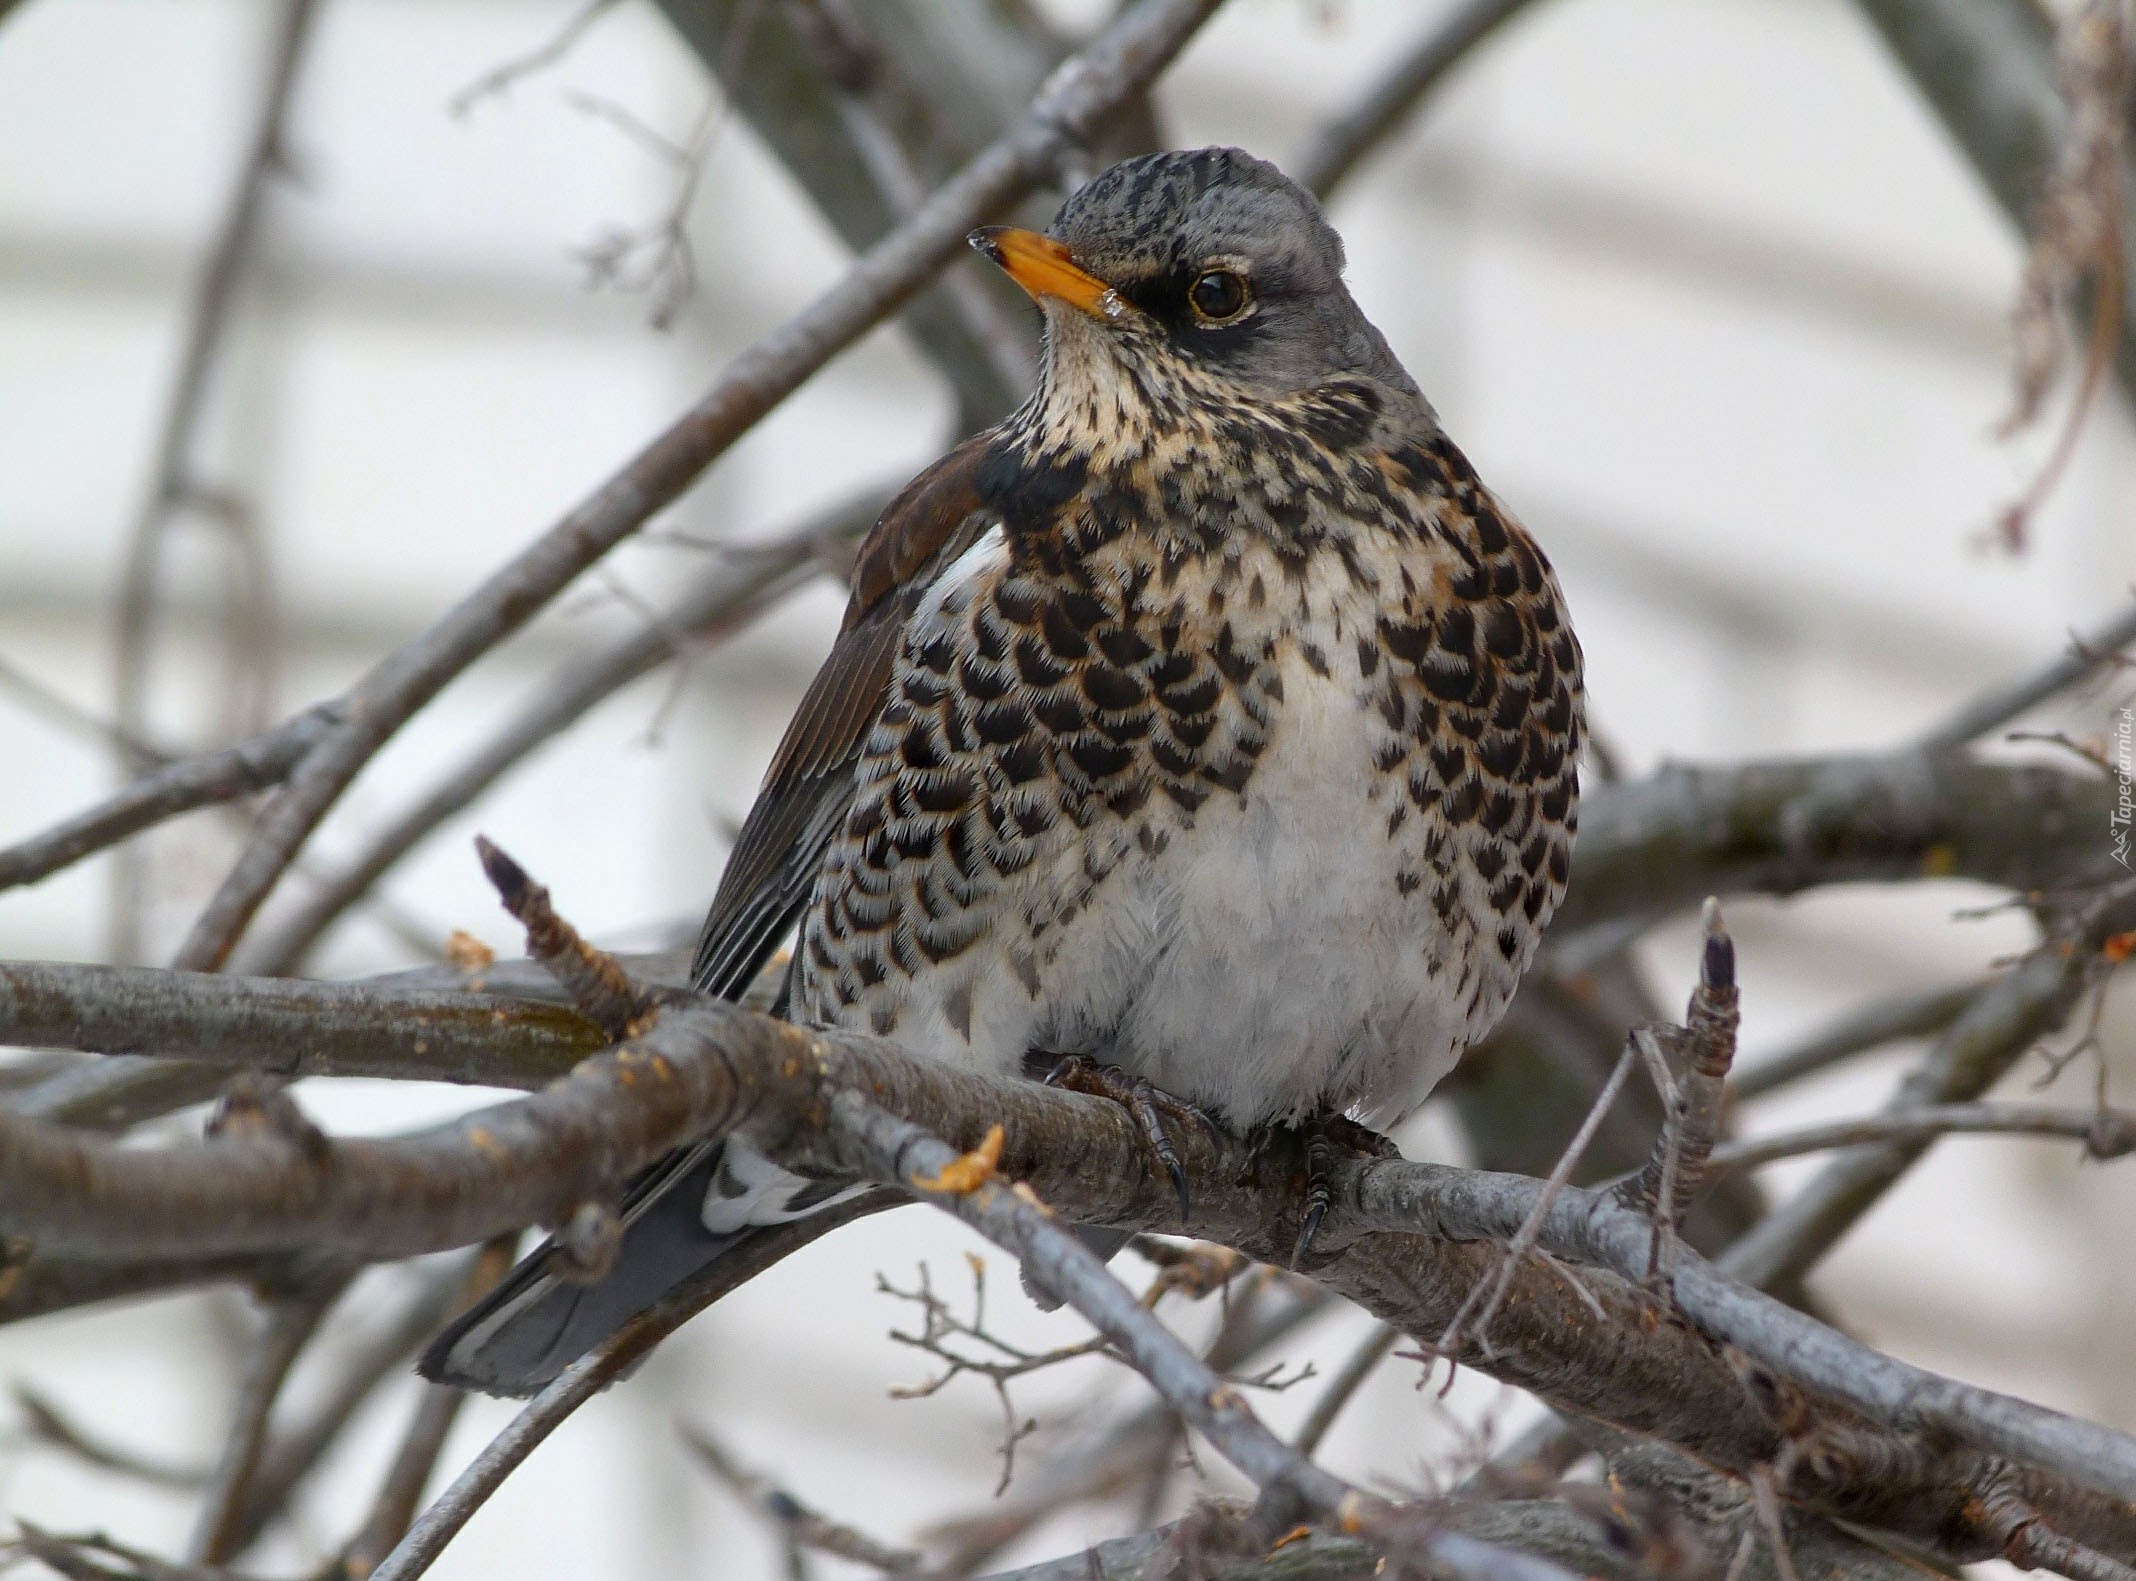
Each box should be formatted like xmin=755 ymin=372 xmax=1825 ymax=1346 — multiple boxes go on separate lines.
xmin=238 ymin=487 xmax=891 ymax=978
xmin=1721 ymin=888 xmax=2133 ymax=1292
xmin=1853 ymin=0 xmax=2136 ymax=547
xmin=651 ymin=0 xmax=1071 ymax=429
xmin=1706 ymin=1099 xmax=2136 ymax=1172
xmin=1917 ymin=591 xmax=2136 ymax=747
xmin=1292 ymin=0 xmax=1547 ymax=198
xmin=326 ymin=1238 xmax=518 ymax=1579
xmin=447 ymin=0 xmax=623 ymax=117
xmin=0 ymin=704 xmax=342 ymax=895
xmin=108 ymin=0 xmax=320 ymax=964
xmin=679 ymin=1425 xmax=924 ymax=1576
xmin=184 ymin=1257 xmax=354 ymax=1566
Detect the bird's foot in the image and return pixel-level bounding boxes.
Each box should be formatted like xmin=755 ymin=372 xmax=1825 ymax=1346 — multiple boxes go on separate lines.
xmin=1290 ymin=1113 xmax=1401 ymax=1268
xmin=1038 ymin=1055 xmax=1220 ymax=1219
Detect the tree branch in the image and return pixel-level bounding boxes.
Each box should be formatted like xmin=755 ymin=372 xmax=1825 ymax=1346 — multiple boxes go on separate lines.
xmin=0 ymin=704 xmax=341 ymax=896
xmin=4 ymin=922 xmax=2134 ymax=1562
xmin=1852 ymin=0 xmax=2136 ymax=396
xmin=0 ymin=961 xmax=601 ymax=1127
xmin=110 ymin=0 xmax=320 ymax=964
xmin=1712 ymin=1099 xmax=2136 ymax=1173
xmin=1554 ymin=748 xmax=2112 ymax=944
xmin=1722 ymin=912 xmax=2120 ymax=1291
xmin=1292 ymin=0 xmax=1545 ymax=199
xmin=239 ymin=492 xmax=881 ymax=977
xmin=1917 ymin=593 xmax=2136 ymax=749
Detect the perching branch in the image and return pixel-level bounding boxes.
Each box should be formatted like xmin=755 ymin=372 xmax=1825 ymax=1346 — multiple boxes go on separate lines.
xmin=5 ymin=877 xmax=2134 ymax=1566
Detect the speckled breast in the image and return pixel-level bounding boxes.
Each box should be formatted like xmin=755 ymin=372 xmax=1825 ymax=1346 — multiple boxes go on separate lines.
xmin=793 ymin=423 xmax=1582 ymax=1132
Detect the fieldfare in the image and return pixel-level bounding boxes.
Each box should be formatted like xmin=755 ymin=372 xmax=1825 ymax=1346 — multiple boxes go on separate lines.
xmin=426 ymin=146 xmax=1583 ymax=1396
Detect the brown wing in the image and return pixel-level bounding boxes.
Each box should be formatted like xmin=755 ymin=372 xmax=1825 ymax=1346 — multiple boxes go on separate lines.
xmin=691 ymin=434 xmax=997 ymax=999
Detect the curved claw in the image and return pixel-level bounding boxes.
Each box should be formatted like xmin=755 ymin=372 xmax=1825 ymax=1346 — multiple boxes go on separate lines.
xmin=1292 ymin=1126 xmax=1338 ymax=1267
xmin=1040 ymin=1055 xmax=1206 ymax=1221
xmin=1289 ymin=1114 xmax=1399 ymax=1267
xmin=1292 ymin=1197 xmax=1329 ymax=1270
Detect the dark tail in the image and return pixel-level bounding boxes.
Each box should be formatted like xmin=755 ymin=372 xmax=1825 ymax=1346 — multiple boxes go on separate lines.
xmin=422 ymin=1141 xmax=906 ymax=1397
xmin=420 ymin=1145 xmax=748 ymax=1396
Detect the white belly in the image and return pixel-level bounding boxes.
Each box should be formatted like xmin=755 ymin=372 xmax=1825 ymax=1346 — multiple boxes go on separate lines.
xmin=900 ymin=643 xmax=1484 ymax=1131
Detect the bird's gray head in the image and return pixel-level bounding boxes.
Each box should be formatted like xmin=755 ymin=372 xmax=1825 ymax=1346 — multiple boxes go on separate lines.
xmin=972 ymin=147 xmax=1419 ymax=409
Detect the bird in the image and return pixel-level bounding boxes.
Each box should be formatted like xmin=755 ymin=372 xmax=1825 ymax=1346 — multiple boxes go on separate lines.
xmin=423 ymin=146 xmax=1583 ymax=1397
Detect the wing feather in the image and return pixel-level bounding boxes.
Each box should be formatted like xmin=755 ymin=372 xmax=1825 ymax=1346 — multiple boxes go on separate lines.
xmin=690 ymin=434 xmax=997 ymax=999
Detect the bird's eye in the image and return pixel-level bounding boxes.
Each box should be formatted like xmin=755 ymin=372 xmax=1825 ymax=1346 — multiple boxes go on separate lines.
xmin=1188 ymin=268 xmax=1251 ymax=324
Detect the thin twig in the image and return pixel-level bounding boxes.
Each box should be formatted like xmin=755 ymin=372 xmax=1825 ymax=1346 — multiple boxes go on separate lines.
xmin=474 ymin=837 xmax=662 ymax=1038
xmin=1436 ymin=1037 xmax=1638 ymax=1360
xmin=925 ymin=1276 xmax=1331 ymax=1574
xmin=1618 ymin=900 xmax=1740 ymax=1273
xmin=1291 ymin=1322 xmax=1399 ymax=1460
xmin=1709 ymin=1100 xmax=2136 ymax=1173
xmin=1292 ymin=0 xmax=1543 ymax=198
xmin=680 ymin=1423 xmax=923 ymax=1574
xmin=6 ymin=1523 xmax=243 ymax=1581
xmin=111 ymin=0 xmax=319 ymax=965
xmin=8 ymin=1386 xmax=209 ymax=1490
xmin=0 ymin=705 xmax=341 ymax=895
xmin=1917 ymin=593 xmax=2136 ymax=749
xmin=187 ymin=1260 xmax=354 ymax=1564
xmin=448 ymin=0 xmax=620 ymax=116
xmin=1721 ymin=915 xmax=2118 ymax=1292
xmin=1733 ymin=979 xmax=1981 ymax=1100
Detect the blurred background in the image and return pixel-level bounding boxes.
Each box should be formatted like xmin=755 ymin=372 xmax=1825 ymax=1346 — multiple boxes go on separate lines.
xmin=0 ymin=0 xmax=2131 ymax=1575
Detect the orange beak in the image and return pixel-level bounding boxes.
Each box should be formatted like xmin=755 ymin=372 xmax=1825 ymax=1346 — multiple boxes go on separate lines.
xmin=969 ymin=227 xmax=1121 ymax=319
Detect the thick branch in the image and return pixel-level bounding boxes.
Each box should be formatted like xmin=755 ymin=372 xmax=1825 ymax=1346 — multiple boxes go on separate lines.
xmin=1556 ymin=748 xmax=2111 ymax=941
xmin=0 ymin=961 xmax=601 ymax=1127
xmin=2 ymin=974 xmax=2132 ymax=1559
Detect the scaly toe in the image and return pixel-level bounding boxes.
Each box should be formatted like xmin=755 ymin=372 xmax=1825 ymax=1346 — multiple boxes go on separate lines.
xmin=1039 ymin=1056 xmax=1211 ymax=1221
